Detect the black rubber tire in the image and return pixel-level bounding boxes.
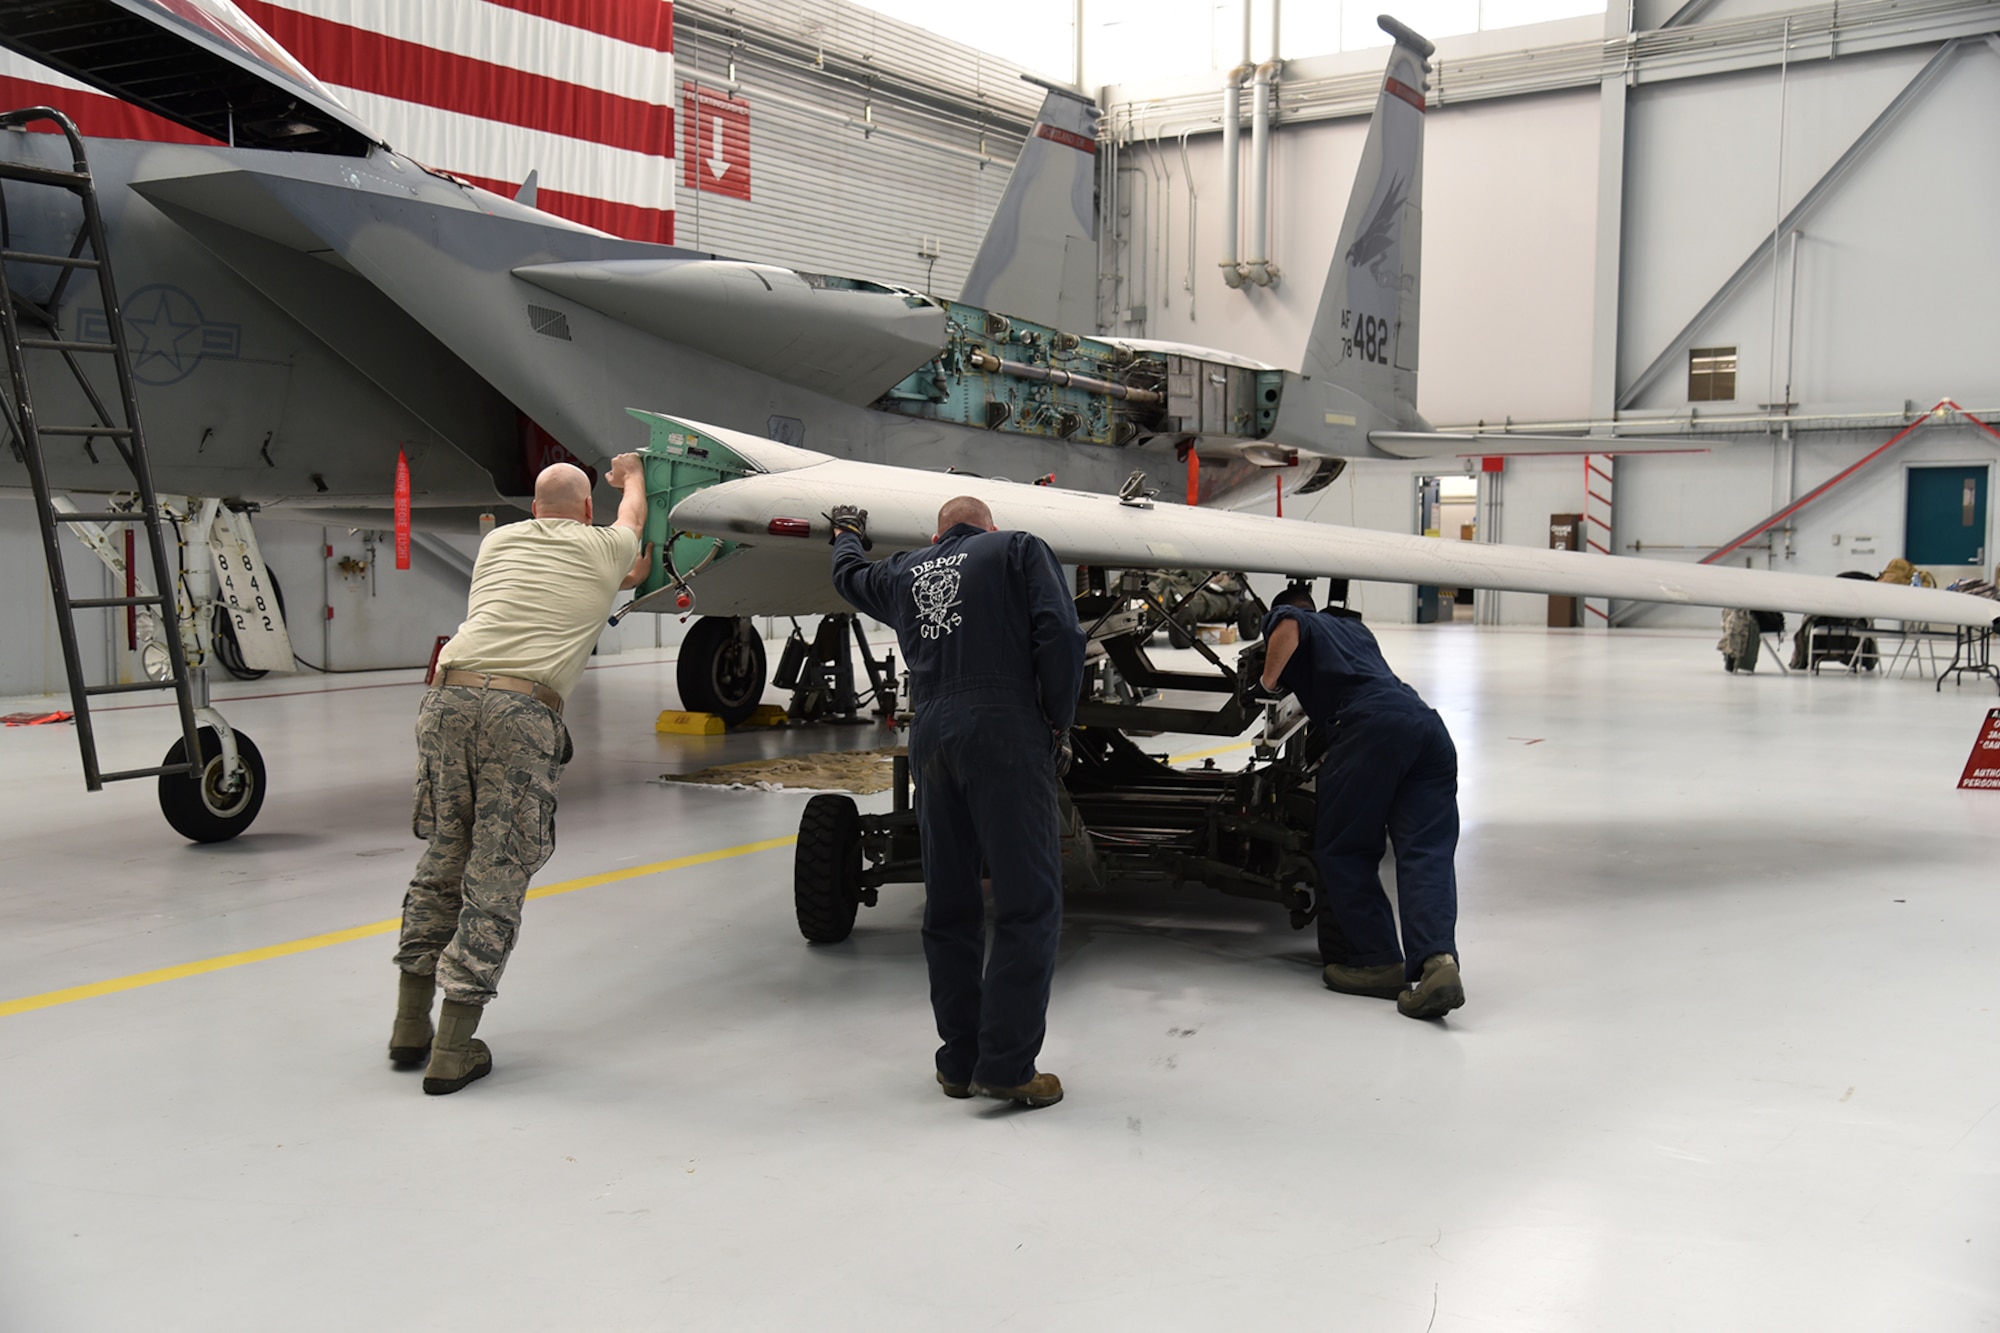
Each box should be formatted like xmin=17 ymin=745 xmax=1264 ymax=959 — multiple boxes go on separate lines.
xmin=676 ymin=616 xmax=767 ymax=726
xmin=1166 ymin=619 xmax=1195 ymax=650
xmin=158 ymin=727 xmax=267 ymax=843
xmin=794 ymin=794 xmax=862 ymax=944
xmin=1237 ymin=598 xmax=1265 ymax=642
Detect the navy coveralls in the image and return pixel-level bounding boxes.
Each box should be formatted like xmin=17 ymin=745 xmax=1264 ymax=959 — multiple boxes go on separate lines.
xmin=1265 ymin=606 xmax=1460 ymax=981
xmin=834 ymin=523 xmax=1086 ymax=1087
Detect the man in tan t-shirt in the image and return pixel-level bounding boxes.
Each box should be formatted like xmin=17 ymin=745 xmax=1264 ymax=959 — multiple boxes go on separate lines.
xmin=388 ymin=455 xmax=649 ymax=1095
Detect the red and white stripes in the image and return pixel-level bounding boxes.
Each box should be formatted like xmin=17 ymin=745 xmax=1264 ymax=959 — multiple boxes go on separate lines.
xmin=0 ymin=0 xmax=677 ymax=243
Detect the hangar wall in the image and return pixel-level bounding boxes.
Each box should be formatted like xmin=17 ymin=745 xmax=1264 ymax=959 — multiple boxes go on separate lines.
xmin=672 ymin=0 xmax=1040 ymax=295
xmin=1102 ymin=0 xmax=2000 ymax=625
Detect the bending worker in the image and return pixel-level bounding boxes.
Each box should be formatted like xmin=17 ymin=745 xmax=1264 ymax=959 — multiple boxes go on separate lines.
xmin=388 ymin=455 xmax=651 ymax=1094
xmin=1260 ymin=580 xmax=1465 ymax=1020
xmin=830 ymin=496 xmax=1086 ymax=1108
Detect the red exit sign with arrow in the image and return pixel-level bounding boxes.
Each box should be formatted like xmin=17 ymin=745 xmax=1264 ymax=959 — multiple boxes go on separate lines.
xmin=682 ymin=86 xmax=751 ymax=201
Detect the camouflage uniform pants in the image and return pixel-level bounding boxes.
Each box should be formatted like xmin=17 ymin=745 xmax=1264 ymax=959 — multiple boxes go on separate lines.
xmin=394 ymin=685 xmax=567 ymax=1005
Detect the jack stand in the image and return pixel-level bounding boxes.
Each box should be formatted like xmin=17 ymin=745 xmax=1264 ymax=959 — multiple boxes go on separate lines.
xmin=774 ymin=614 xmax=900 ymax=726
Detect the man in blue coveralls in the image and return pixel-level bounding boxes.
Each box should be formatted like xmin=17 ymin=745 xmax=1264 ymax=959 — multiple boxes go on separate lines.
xmin=829 ymin=496 xmax=1087 ymax=1107
xmin=1259 ymin=580 xmax=1466 ymax=1019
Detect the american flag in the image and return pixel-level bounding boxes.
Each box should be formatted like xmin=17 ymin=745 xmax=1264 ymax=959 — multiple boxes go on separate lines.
xmin=0 ymin=0 xmax=678 ymax=243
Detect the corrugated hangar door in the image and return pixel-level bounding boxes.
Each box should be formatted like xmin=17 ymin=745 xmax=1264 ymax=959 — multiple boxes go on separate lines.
xmin=672 ymin=0 xmax=1041 ymax=299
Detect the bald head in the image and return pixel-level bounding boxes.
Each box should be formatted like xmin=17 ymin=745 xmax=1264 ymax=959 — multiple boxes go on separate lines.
xmin=936 ymin=495 xmax=996 ymax=537
xmin=534 ymin=463 xmax=593 ymax=522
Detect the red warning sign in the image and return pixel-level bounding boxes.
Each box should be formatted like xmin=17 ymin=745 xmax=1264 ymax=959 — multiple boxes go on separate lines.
xmin=682 ymin=86 xmax=751 ymax=201
xmin=393 ymin=449 xmax=411 ymax=571
xmin=1959 ymin=708 xmax=2000 ymax=790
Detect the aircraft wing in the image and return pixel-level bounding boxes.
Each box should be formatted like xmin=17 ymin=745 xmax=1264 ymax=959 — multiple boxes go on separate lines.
xmin=651 ymin=416 xmax=2000 ymax=629
xmin=0 ymin=0 xmax=380 ymax=153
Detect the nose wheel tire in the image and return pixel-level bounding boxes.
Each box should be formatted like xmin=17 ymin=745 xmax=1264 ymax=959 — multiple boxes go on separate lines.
xmin=158 ymin=727 xmax=266 ymax=843
xmin=677 ymin=616 xmax=767 ymax=726
xmin=795 ymin=794 xmax=862 ymax=943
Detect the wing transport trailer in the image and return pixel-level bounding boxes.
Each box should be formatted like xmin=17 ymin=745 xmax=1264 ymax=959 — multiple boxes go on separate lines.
xmin=789 ymin=593 xmax=1328 ymax=946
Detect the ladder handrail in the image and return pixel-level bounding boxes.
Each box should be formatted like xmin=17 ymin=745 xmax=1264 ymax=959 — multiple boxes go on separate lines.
xmin=0 ymin=106 xmax=90 ymax=176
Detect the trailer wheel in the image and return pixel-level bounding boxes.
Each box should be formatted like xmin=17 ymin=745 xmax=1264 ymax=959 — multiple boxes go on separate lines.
xmin=677 ymin=616 xmax=766 ymax=725
xmin=158 ymin=727 xmax=266 ymax=843
xmin=795 ymin=794 xmax=862 ymax=943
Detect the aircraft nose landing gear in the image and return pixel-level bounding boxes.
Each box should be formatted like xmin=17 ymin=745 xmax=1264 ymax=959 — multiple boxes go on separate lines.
xmin=158 ymin=721 xmax=267 ymax=843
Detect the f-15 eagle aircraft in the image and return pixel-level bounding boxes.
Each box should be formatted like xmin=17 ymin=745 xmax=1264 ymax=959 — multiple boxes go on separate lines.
xmin=2 ymin=1 xmax=1990 ymax=848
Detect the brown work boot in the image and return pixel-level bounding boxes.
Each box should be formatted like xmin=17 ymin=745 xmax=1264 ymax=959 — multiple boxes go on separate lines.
xmin=936 ymin=1071 xmax=972 ymax=1099
xmin=1322 ymin=961 xmax=1407 ymax=1000
xmin=1397 ymin=953 xmax=1466 ymax=1020
xmin=422 ymin=998 xmax=493 ymax=1095
xmin=388 ymin=969 xmax=435 ymax=1068
xmin=970 ymin=1072 xmax=1064 ymax=1108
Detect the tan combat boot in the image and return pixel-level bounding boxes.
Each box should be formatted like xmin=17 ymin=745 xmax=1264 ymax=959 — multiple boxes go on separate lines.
xmin=422 ymin=998 xmax=493 ymax=1095
xmin=970 ymin=1072 xmax=1064 ymax=1108
xmin=1397 ymin=953 xmax=1466 ymax=1020
xmin=936 ymin=1071 xmax=973 ymax=1099
xmin=387 ymin=969 xmax=435 ymax=1068
xmin=1322 ymin=961 xmax=1407 ymax=1000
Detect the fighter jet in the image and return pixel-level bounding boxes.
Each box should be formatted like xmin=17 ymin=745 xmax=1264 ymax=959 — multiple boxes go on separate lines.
xmin=6 ymin=3 xmax=1974 ymax=847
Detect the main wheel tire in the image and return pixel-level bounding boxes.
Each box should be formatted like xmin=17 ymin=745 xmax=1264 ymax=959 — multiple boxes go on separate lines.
xmin=676 ymin=616 xmax=767 ymax=726
xmin=795 ymin=793 xmax=862 ymax=943
xmin=158 ymin=727 xmax=267 ymax=843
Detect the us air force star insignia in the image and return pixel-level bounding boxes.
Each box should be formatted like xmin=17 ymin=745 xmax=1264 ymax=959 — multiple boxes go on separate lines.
xmin=911 ymin=563 xmax=964 ymax=640
xmin=80 ymin=284 xmax=242 ymax=387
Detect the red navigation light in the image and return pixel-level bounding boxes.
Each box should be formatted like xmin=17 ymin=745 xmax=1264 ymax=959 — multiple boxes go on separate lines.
xmin=675 ymin=593 xmax=693 ymax=609
xmin=768 ymin=517 xmax=812 ymax=537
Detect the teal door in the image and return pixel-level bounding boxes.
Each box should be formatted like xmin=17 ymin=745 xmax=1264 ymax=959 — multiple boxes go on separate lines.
xmin=1905 ymin=465 xmax=1988 ymax=567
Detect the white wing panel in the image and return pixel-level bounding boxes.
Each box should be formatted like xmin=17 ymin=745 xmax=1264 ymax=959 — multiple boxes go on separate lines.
xmin=661 ymin=418 xmax=2000 ymax=629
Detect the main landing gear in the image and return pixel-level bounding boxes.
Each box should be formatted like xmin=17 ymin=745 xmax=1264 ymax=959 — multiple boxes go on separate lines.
xmin=676 ymin=616 xmax=768 ymax=726
xmin=674 ymin=613 xmax=902 ymax=728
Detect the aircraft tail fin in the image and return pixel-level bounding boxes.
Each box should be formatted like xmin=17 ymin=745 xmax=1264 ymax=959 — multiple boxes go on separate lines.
xmin=957 ymin=79 xmax=1099 ymax=332
xmin=1298 ymin=18 xmax=1433 ymax=427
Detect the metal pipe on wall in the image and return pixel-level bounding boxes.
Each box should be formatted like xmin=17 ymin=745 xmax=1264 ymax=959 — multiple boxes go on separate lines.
xmin=1073 ymin=0 xmax=1085 ymax=91
xmin=1218 ymin=66 xmax=1248 ymax=288
xmin=1246 ymin=58 xmax=1282 ymax=286
xmin=1764 ymin=16 xmax=1792 ymax=419
xmin=1178 ymin=128 xmax=1198 ymax=321
xmin=1219 ymin=1 xmax=1254 ymax=289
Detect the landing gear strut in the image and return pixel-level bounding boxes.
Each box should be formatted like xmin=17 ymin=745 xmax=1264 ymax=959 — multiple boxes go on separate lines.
xmin=773 ymin=613 xmax=900 ymax=725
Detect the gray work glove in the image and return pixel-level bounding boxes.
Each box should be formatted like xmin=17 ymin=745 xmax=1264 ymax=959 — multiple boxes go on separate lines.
xmin=827 ymin=504 xmax=872 ymax=551
xmin=1052 ymin=728 xmax=1074 ymax=777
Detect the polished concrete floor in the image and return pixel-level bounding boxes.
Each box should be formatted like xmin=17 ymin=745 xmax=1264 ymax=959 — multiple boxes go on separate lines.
xmin=2 ymin=627 xmax=1996 ymax=1331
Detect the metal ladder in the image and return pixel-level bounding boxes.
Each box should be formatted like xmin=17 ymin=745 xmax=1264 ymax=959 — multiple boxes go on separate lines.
xmin=0 ymin=106 xmax=202 ymax=789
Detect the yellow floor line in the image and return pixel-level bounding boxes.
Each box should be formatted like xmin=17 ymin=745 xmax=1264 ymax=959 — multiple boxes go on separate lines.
xmin=0 ymin=835 xmax=796 ymax=1020
xmin=1166 ymin=740 xmax=1255 ymax=766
